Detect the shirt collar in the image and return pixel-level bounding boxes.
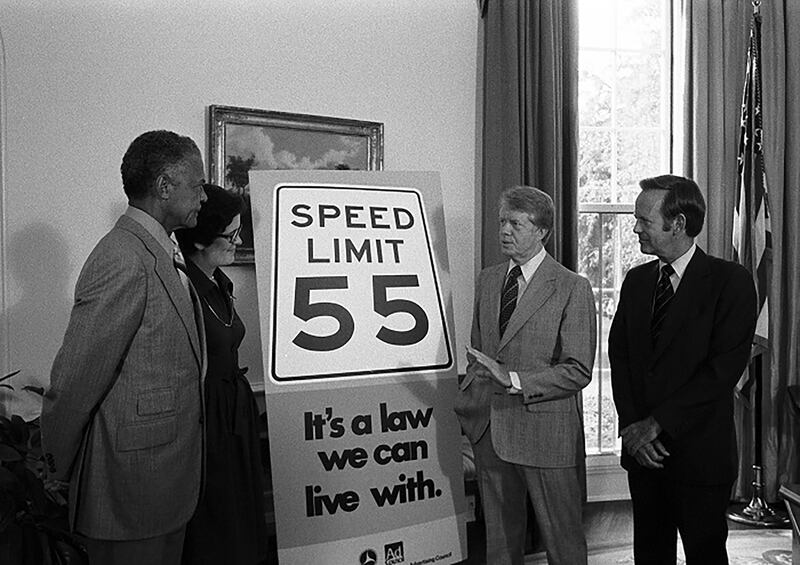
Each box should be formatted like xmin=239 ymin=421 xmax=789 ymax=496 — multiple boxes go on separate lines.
xmin=661 ymin=243 xmax=696 ymax=280
xmin=124 ymin=205 xmax=174 ymax=257
xmin=509 ymin=246 xmax=547 ymax=283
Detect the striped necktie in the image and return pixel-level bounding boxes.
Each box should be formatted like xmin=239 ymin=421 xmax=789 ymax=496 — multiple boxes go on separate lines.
xmin=650 ymin=263 xmax=675 ymax=342
xmin=499 ymin=265 xmax=522 ymax=337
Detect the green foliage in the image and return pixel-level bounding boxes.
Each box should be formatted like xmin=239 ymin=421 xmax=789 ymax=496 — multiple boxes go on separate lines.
xmin=0 ymin=371 xmax=87 ymax=565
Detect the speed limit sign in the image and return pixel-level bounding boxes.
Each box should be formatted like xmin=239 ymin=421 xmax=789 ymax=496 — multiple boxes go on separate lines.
xmin=268 ymin=183 xmax=453 ymax=381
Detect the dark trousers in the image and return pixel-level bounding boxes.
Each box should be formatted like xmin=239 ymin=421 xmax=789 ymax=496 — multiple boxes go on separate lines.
xmin=628 ymin=470 xmax=731 ymax=565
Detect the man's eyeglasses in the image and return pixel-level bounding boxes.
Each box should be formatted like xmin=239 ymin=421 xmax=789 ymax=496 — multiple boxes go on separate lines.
xmin=217 ymin=226 xmax=241 ymax=243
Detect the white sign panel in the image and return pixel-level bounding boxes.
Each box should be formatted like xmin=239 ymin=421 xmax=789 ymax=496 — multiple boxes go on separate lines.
xmin=270 ymin=184 xmax=452 ymax=381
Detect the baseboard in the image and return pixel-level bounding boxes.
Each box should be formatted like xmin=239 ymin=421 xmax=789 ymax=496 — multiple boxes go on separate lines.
xmin=586 ymin=453 xmax=630 ymax=502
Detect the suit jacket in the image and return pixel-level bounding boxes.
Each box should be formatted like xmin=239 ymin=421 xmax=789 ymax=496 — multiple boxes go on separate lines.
xmin=454 ymin=254 xmax=597 ymax=468
xmin=608 ymin=248 xmax=757 ymax=485
xmin=42 ymin=215 xmax=206 ymax=540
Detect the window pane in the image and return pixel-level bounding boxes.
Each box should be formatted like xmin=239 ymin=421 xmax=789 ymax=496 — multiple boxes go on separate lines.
xmin=615 ymin=214 xmax=649 ymax=276
xmin=578 ymin=0 xmax=670 ymax=456
xmin=615 ymin=52 xmax=664 ymax=128
xmin=579 ymin=51 xmax=613 ymax=127
xmin=579 ymin=0 xmax=615 ymax=49
xmin=579 ymin=130 xmax=612 ymax=203
xmin=616 ymin=130 xmax=662 ymax=203
xmin=578 ymin=212 xmax=601 ymax=290
xmin=617 ymin=0 xmax=666 ymax=51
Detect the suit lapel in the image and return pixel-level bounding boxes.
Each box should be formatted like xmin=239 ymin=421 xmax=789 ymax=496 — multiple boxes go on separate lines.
xmin=117 ymin=216 xmax=204 ymax=368
xmin=483 ymin=263 xmax=506 ymax=349
xmin=497 ymin=255 xmax=558 ymax=352
xmin=631 ymin=260 xmax=659 ymax=359
xmin=651 ymin=249 xmax=710 ymax=362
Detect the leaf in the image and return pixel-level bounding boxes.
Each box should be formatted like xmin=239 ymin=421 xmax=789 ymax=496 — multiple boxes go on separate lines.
xmin=23 ymin=386 xmax=45 ymax=397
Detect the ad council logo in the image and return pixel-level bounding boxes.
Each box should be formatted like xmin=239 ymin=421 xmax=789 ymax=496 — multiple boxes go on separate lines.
xmin=359 ymin=549 xmax=377 ymax=565
xmin=384 ymin=541 xmax=405 ymax=565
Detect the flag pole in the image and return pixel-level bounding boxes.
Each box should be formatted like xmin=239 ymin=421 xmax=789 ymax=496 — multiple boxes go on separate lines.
xmin=727 ymin=356 xmax=789 ymax=526
xmin=724 ymin=0 xmax=789 ymax=528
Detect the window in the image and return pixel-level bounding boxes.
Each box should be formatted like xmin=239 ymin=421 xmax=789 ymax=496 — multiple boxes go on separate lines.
xmin=578 ymin=0 xmax=673 ymax=454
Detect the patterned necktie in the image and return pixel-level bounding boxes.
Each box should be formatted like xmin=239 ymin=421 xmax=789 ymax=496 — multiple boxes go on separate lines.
xmin=499 ymin=265 xmax=522 ymax=337
xmin=650 ymin=263 xmax=675 ymax=342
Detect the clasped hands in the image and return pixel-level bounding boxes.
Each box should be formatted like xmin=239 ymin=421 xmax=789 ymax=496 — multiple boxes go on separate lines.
xmin=621 ymin=416 xmax=670 ymax=469
xmin=465 ymin=345 xmax=511 ymax=388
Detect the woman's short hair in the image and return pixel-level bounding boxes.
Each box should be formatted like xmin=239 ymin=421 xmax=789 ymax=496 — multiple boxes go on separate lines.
xmin=638 ymin=175 xmax=706 ymax=237
xmin=175 ymin=184 xmax=244 ymax=255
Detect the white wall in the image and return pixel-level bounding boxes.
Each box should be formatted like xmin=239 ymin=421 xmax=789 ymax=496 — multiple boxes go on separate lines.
xmin=0 ymin=0 xmax=479 ymax=417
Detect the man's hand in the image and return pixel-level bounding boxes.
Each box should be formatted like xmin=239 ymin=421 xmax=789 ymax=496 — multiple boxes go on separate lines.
xmin=466 ymin=345 xmax=511 ymax=388
xmin=621 ymin=416 xmax=662 ymax=455
xmin=632 ymin=439 xmax=670 ymax=469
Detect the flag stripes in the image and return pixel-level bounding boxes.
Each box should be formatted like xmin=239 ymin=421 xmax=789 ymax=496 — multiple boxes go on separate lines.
xmin=733 ymin=11 xmax=772 ymax=395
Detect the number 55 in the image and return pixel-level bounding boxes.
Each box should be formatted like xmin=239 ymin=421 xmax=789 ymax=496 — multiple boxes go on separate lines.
xmin=292 ymin=275 xmax=429 ymax=352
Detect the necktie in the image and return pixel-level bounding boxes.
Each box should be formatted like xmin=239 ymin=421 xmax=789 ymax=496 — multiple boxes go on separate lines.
xmin=499 ymin=265 xmax=522 ymax=337
xmin=650 ymin=263 xmax=675 ymax=342
xmin=173 ymin=246 xmax=191 ymax=295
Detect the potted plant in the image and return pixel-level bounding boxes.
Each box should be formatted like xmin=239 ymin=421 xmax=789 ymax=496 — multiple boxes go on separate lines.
xmin=0 ymin=371 xmax=87 ymax=564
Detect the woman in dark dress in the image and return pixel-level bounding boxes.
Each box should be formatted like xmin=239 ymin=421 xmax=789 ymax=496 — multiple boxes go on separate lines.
xmin=176 ymin=184 xmax=267 ymax=565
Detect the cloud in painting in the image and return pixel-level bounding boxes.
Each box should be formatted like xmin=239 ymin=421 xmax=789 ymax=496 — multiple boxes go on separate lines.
xmin=226 ymin=124 xmax=366 ymax=172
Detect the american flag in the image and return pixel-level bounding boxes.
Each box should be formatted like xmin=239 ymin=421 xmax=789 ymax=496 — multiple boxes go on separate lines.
xmin=733 ymin=10 xmax=772 ymax=396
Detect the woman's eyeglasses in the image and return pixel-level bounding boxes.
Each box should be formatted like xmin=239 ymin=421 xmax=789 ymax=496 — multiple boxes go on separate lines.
xmin=217 ymin=226 xmax=242 ymax=243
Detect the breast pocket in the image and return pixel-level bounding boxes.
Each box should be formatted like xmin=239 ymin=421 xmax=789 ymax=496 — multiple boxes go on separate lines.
xmin=136 ymin=387 xmax=176 ymax=416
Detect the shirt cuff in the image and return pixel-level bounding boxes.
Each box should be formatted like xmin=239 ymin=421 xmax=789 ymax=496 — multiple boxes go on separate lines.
xmin=507 ymin=371 xmax=521 ymax=394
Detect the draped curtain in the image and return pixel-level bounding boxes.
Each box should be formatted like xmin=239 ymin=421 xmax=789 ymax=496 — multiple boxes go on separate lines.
xmin=480 ymin=0 xmax=578 ymax=269
xmin=681 ymin=0 xmax=800 ymax=501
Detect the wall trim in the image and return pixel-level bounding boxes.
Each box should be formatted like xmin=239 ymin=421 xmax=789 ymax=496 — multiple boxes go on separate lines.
xmin=0 ymin=26 xmax=8 ymax=378
xmin=586 ymin=453 xmax=630 ymax=502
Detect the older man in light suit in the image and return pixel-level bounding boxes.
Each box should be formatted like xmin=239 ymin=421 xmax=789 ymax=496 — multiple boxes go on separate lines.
xmin=454 ymin=185 xmax=596 ymax=565
xmin=42 ymin=130 xmax=207 ymax=565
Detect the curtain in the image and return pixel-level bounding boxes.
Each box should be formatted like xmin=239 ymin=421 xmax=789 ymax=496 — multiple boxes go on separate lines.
xmin=681 ymin=0 xmax=800 ymax=501
xmin=480 ymin=0 xmax=578 ymax=269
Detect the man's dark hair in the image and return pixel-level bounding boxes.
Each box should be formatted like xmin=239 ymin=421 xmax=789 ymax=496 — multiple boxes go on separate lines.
xmin=500 ymin=185 xmax=555 ymax=243
xmin=639 ymin=174 xmax=706 ymax=237
xmin=176 ymin=184 xmax=245 ymax=255
xmin=120 ymin=130 xmax=200 ymax=200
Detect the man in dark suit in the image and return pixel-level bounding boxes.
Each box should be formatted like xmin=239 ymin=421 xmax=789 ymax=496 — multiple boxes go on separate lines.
xmin=454 ymin=185 xmax=596 ymax=565
xmin=609 ymin=174 xmax=757 ymax=564
xmin=42 ymin=130 xmax=207 ymax=565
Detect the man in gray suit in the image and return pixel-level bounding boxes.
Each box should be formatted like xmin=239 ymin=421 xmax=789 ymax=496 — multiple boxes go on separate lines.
xmin=42 ymin=130 xmax=207 ymax=565
xmin=454 ymin=185 xmax=596 ymax=565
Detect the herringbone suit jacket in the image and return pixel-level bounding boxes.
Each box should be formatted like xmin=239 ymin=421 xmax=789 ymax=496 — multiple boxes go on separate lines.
xmin=455 ymin=254 xmax=596 ymax=467
xmin=42 ymin=215 xmax=206 ymax=539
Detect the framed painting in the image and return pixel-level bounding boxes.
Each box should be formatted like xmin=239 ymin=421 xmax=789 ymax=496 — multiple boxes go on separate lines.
xmin=207 ymin=105 xmax=384 ymax=263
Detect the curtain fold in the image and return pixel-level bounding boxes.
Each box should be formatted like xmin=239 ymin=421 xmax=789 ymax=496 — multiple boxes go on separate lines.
xmin=681 ymin=0 xmax=800 ymax=501
xmin=481 ymin=0 xmax=578 ymax=269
